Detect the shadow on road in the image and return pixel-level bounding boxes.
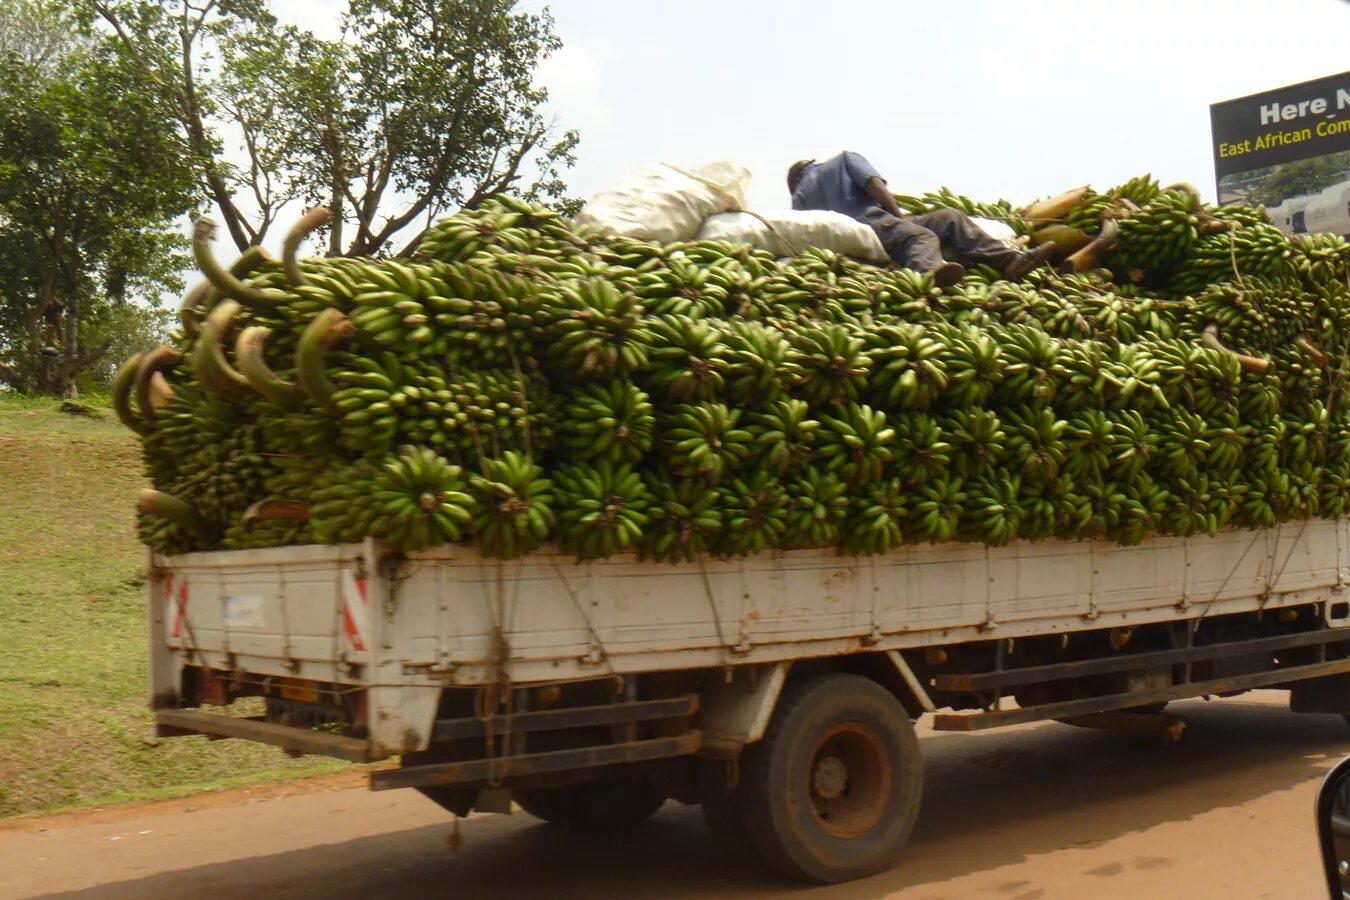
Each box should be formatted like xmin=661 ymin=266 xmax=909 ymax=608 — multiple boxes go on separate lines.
xmin=37 ymin=698 xmax=1350 ymax=900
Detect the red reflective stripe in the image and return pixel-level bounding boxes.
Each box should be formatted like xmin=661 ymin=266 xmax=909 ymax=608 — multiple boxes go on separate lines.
xmin=342 ymin=573 xmax=369 ymax=652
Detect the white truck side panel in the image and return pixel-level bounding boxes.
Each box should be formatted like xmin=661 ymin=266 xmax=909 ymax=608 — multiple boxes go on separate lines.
xmin=150 ymin=520 xmax=1350 ymax=753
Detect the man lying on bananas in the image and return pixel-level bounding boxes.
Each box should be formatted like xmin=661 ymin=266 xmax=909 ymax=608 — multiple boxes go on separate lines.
xmin=788 ymin=151 xmax=1053 ymax=287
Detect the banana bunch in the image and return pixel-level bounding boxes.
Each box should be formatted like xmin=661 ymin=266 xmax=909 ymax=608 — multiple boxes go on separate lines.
xmin=909 ymin=475 xmax=967 ymax=543
xmin=558 ymin=380 xmax=654 ymax=465
xmin=329 ymin=352 xmax=407 ymax=454
xmin=1108 ymin=174 xmax=1161 ymax=207
xmin=469 ymin=451 xmax=555 ymax=559
xmin=543 ymin=277 xmax=651 ymax=378
xmin=370 ymin=446 xmax=477 ymax=551
xmin=1290 ymin=233 xmax=1350 ymax=286
xmin=1112 ymin=188 xmax=1200 ymax=276
xmin=781 ymin=469 xmax=849 ymax=549
xmin=719 ymin=320 xmax=801 ymax=407
xmin=789 ymin=322 xmax=871 ymax=407
xmin=962 ymin=472 xmax=1022 ymax=546
xmin=717 ymin=471 xmax=789 ymax=556
xmin=1062 ymin=410 xmax=1113 ymax=482
xmin=893 ymin=187 xmax=1031 ymax=236
xmin=750 ymin=399 xmax=820 ymax=477
xmin=640 ymin=472 xmax=722 ymax=563
xmin=632 ymin=255 xmax=731 ymax=318
xmin=871 ymin=268 xmax=940 ymax=320
xmin=839 ymin=479 xmax=906 ymax=555
xmin=937 ymin=324 xmax=1004 ymax=408
xmin=414 ymin=196 xmax=569 ymax=263
xmin=993 ymin=324 xmax=1059 ymax=407
xmin=663 ymin=402 xmax=753 ymax=484
xmin=759 ymin=268 xmax=849 ymax=323
xmin=943 ymin=408 xmax=1006 ymax=477
xmin=1004 ymin=406 xmax=1067 ymax=484
xmin=424 ymin=264 xmax=538 ymax=368
xmin=1170 ymin=223 xmax=1294 ymax=296
xmin=865 ymin=322 xmax=949 ymax=410
xmin=891 ymin=413 xmax=954 ymax=486
xmin=815 ymin=403 xmax=894 ymax=486
xmin=642 ymin=314 xmax=726 ymax=402
xmin=552 ymin=460 xmax=651 ymax=559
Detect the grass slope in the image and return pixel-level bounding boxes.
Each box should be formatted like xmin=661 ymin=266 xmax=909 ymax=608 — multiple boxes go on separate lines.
xmin=0 ymin=397 xmax=343 ymax=818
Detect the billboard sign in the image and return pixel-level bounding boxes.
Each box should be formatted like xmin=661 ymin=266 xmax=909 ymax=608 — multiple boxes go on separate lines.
xmin=1210 ymin=71 xmax=1350 ymax=235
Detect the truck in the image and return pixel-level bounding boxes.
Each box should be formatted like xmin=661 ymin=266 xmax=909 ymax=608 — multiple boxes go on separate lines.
xmin=146 ymin=518 xmax=1350 ymax=883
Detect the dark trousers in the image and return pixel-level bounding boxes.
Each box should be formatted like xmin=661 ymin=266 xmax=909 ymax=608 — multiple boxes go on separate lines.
xmin=864 ymin=207 xmax=1019 ymax=273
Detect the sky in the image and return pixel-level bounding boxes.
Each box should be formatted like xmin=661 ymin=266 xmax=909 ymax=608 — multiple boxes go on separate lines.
xmin=260 ymin=0 xmax=1350 ymax=251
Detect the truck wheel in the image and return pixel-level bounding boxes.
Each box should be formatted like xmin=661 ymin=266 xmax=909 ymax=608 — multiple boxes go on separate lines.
xmin=738 ymin=673 xmax=923 ymax=883
xmin=515 ymin=776 xmax=666 ymax=832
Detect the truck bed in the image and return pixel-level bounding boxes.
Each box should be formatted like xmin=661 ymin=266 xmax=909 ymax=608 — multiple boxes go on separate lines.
xmin=148 ymin=520 xmax=1350 ymax=756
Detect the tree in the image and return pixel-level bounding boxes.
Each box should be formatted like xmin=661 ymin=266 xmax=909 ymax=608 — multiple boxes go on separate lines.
xmin=91 ymin=0 xmax=580 ymax=257
xmin=1249 ymin=151 xmax=1350 ymax=207
xmin=0 ymin=1 xmax=193 ymax=396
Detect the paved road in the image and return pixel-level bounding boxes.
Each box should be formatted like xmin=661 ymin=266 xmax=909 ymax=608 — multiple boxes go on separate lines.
xmin=2 ymin=692 xmax=1345 ymax=900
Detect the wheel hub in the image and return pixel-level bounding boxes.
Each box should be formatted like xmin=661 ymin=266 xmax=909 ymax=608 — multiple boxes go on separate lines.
xmin=812 ymin=755 xmax=848 ymax=800
xmin=806 ymin=722 xmax=892 ymax=839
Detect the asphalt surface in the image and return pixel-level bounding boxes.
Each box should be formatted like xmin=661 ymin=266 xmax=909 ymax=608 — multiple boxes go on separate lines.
xmin=2 ymin=691 xmax=1344 ymax=899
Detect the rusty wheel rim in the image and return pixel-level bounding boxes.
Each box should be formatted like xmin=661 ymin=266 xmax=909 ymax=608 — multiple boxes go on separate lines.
xmin=805 ymin=722 xmax=891 ymax=838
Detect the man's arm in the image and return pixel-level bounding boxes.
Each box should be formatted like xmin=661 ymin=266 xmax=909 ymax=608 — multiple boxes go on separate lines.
xmin=843 ymin=151 xmax=905 ymax=218
xmin=864 ymin=177 xmax=905 ymax=218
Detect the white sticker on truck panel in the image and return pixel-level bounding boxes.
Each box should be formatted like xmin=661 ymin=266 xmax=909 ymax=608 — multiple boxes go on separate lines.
xmin=223 ymin=594 xmax=265 ymax=628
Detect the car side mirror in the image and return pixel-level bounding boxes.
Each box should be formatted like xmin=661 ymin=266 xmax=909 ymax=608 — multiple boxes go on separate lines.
xmin=1316 ymin=755 xmax=1350 ymax=898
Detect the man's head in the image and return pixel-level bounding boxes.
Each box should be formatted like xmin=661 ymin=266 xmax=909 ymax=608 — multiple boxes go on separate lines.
xmin=787 ymin=159 xmax=814 ymax=194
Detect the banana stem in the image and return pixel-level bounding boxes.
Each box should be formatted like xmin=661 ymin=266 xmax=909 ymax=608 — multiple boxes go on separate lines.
xmin=112 ymin=353 xmax=149 ymax=435
xmin=134 ymin=346 xmax=182 ymax=423
xmin=1298 ymin=336 xmax=1329 ymax=367
xmin=235 ymin=326 xmax=305 ymax=409
xmin=243 ymin=498 xmax=313 ymax=527
xmin=192 ymin=217 xmax=286 ymax=308
xmin=1202 ymin=323 xmax=1272 ymax=374
xmin=191 ymin=299 xmax=251 ymax=399
xmin=283 ymin=207 xmax=331 ymax=287
xmin=1020 ymin=186 xmax=1091 ymax=223
xmin=178 ymin=280 xmax=211 ymax=339
xmin=295 ymin=308 xmax=354 ymax=413
xmin=137 ymin=489 xmax=205 ymax=535
xmin=1059 ymin=217 xmax=1120 ymax=274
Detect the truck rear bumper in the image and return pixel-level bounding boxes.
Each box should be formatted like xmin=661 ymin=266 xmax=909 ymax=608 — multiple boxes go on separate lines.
xmin=154 ymin=708 xmax=376 ymax=762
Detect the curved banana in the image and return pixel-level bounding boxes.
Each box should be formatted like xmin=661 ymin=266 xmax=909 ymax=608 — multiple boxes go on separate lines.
xmin=133 ymin=345 xmax=181 ymax=423
xmin=177 ymin=280 xmax=211 ymax=339
xmin=295 ymin=308 xmax=354 ymax=413
xmin=283 ymin=207 xmax=331 ymax=287
xmin=235 ymin=325 xmax=305 ymax=409
xmin=192 ymin=217 xmax=286 ymax=308
xmin=112 ymin=352 xmax=149 ymax=435
xmin=137 ymin=489 xmax=205 ymax=536
xmin=190 ymin=300 xmax=251 ymax=399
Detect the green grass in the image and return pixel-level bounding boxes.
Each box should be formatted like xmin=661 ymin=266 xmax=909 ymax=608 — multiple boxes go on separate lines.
xmin=0 ymin=401 xmax=343 ymax=818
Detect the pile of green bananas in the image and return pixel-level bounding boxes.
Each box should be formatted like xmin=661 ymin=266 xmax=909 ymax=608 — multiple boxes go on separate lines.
xmin=119 ymin=179 xmax=1350 ymax=562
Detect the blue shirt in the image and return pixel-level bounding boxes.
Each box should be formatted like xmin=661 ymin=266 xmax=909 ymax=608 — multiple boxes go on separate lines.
xmin=791 ymin=151 xmax=884 ymax=222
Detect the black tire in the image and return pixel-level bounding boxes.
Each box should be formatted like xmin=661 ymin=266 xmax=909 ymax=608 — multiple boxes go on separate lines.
xmin=515 ymin=776 xmax=666 ymax=832
xmin=738 ymin=673 xmax=923 ymax=883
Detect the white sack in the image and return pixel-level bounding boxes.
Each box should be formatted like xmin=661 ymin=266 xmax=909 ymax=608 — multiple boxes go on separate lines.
xmin=697 ymin=209 xmax=889 ymax=262
xmin=574 ymin=160 xmax=750 ymax=244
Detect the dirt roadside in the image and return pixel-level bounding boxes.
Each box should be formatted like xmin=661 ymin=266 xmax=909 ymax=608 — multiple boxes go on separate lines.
xmin=1 ymin=691 xmax=1344 ymax=900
